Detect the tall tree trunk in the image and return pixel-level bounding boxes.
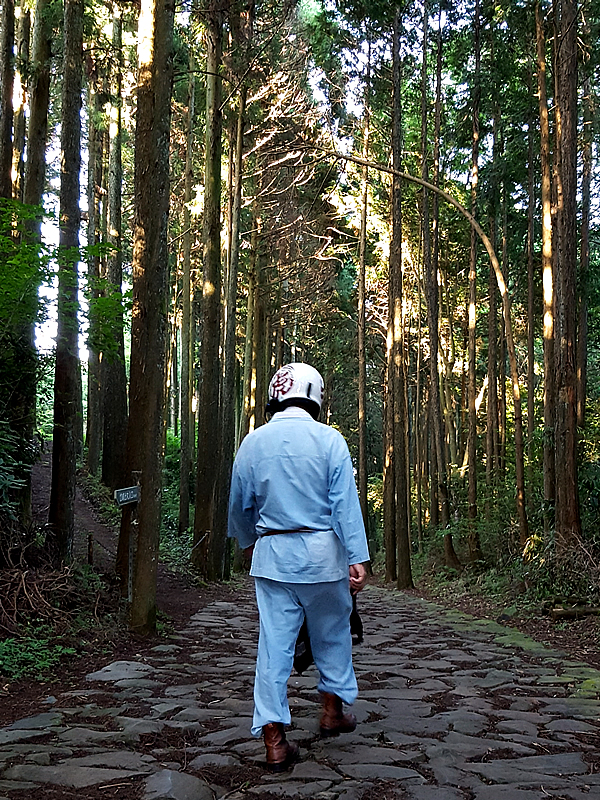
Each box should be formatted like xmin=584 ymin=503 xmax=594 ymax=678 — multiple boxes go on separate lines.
xmin=498 ymin=173 xmax=508 ymax=476
xmin=357 ymin=40 xmax=370 ymax=535
xmin=102 ymin=6 xmax=128 ymax=493
xmin=17 ymin=0 xmax=51 ymax=524
xmin=213 ymin=82 xmax=246 ymax=571
xmin=536 ymin=2 xmax=555 ymax=535
xmin=251 ymin=227 xmax=267 ymax=430
xmin=383 ymin=357 xmax=396 ymax=583
xmin=576 ymin=75 xmax=591 ymax=430
xmin=23 ymin=0 xmax=50 ymax=219
xmin=429 ymin=3 xmax=442 ymax=537
xmin=467 ymin=0 xmax=482 ymax=563
xmin=0 ymin=0 xmax=14 ymax=197
xmin=527 ymin=78 xmax=535 ymax=468
xmin=178 ymin=51 xmax=195 ymax=534
xmin=421 ymin=21 xmax=459 ymax=569
xmin=390 ymin=7 xmax=412 ymax=590
xmin=125 ymin=0 xmax=174 ymax=632
xmin=46 ymin=0 xmax=83 ymax=564
xmin=192 ymin=7 xmax=224 ymax=579
xmin=415 ymin=290 xmax=423 ymax=552
xmin=239 ymin=245 xmax=255 ymax=443
xmin=486 ymin=218 xmax=499 ymax=484
xmin=85 ymin=81 xmax=103 ymax=475
xmin=12 ymin=5 xmax=29 ymax=201
xmin=553 ymin=0 xmax=580 ymax=547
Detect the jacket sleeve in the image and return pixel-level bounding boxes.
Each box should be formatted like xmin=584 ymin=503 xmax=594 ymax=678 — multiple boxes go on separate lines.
xmin=328 ymin=433 xmax=370 ymax=565
xmin=227 ymin=445 xmax=258 ymax=549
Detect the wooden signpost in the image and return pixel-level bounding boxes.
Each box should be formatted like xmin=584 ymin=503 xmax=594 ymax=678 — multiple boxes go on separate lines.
xmin=114 ymin=483 xmax=141 ymax=601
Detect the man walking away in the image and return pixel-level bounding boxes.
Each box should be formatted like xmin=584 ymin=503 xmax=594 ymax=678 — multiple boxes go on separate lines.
xmin=228 ymin=362 xmax=370 ymax=772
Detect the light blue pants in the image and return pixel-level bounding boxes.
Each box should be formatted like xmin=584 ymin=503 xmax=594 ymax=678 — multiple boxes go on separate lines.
xmin=251 ymin=577 xmax=357 ymax=737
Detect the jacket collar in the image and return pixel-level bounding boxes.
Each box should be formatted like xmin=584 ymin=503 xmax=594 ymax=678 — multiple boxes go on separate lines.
xmin=270 ymin=406 xmax=313 ymax=421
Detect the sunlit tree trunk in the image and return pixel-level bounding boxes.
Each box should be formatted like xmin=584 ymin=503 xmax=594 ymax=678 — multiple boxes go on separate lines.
xmin=85 ymin=81 xmax=103 ymax=475
xmin=553 ymin=0 xmax=580 ymax=547
xmin=536 ymin=2 xmax=555 ymax=535
xmin=467 ymin=0 xmax=482 ymax=562
xmin=0 ymin=0 xmax=14 ymax=197
xmin=421 ymin=23 xmax=459 ymax=568
xmin=124 ymin=0 xmax=174 ymax=631
xmin=178 ymin=51 xmax=195 ymax=534
xmin=214 ymin=80 xmax=246 ymax=570
xmin=358 ymin=40 xmax=370 ymax=534
xmin=12 ymin=4 xmax=29 ymax=201
xmin=46 ymin=0 xmax=83 ymax=564
xmin=390 ymin=7 xmax=412 ymax=590
xmin=23 ymin=0 xmax=50 ymax=219
xmin=102 ymin=6 xmax=128 ymax=493
xmin=193 ymin=7 xmax=225 ymax=579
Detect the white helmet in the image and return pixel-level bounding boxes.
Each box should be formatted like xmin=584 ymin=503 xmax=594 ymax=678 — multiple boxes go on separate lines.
xmin=267 ymin=363 xmax=324 ymax=414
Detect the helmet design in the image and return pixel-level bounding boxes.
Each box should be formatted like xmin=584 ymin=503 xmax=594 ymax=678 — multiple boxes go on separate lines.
xmin=268 ymin=363 xmax=324 ymax=411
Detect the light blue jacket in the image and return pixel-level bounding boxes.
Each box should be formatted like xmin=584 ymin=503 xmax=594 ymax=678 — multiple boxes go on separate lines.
xmin=227 ymin=407 xmax=370 ymax=583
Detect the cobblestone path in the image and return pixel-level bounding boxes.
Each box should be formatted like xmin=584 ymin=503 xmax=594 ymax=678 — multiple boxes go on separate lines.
xmin=1 ymin=581 xmax=600 ymax=799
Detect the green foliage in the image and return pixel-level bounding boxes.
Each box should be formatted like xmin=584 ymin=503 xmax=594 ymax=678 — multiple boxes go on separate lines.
xmin=78 ymin=470 xmax=121 ymax=528
xmin=35 ymin=353 xmax=55 ymax=440
xmin=160 ymin=431 xmax=194 ymax=572
xmin=85 ymin=275 xmax=132 ymax=360
xmin=522 ymin=531 xmax=600 ymax=605
xmin=0 ymin=200 xmax=50 ymax=339
xmin=0 ymin=421 xmax=27 ymax=520
xmin=0 ymin=563 xmax=126 ymax=683
xmin=0 ymin=634 xmax=76 ymax=680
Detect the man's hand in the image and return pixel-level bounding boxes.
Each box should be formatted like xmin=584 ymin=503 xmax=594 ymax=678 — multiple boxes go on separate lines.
xmin=349 ymin=563 xmax=367 ymax=595
xmin=243 ymin=545 xmax=254 ymax=568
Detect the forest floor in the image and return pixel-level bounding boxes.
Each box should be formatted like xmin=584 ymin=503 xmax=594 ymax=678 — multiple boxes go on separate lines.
xmin=0 ymin=452 xmax=599 ymax=799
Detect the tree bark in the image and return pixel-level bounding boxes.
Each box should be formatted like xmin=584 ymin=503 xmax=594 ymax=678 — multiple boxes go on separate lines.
xmin=467 ymin=0 xmax=482 ymax=562
xmin=102 ymin=6 xmax=128 ymax=494
xmin=357 ymin=40 xmax=370 ymax=536
xmin=527 ymin=71 xmax=536 ymax=468
xmin=213 ymin=81 xmax=246 ymax=573
xmin=553 ymin=0 xmax=581 ymax=547
xmin=85 ymin=81 xmax=103 ymax=476
xmin=536 ymin=2 xmax=555 ymax=535
xmin=16 ymin=0 xmax=51 ymax=524
xmin=23 ymin=0 xmax=51 ymax=217
xmin=178 ymin=50 xmax=195 ymax=534
xmin=390 ymin=7 xmax=412 ymax=590
xmin=46 ymin=0 xmax=84 ymax=564
xmin=576 ymin=74 xmax=591 ymax=430
xmin=125 ymin=0 xmax=174 ymax=632
xmin=192 ymin=7 xmax=224 ymax=579
xmin=0 ymin=0 xmax=14 ymax=198
xmin=12 ymin=5 xmax=29 ymax=201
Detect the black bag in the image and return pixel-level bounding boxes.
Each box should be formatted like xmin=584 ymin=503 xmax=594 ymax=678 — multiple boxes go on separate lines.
xmin=293 ymin=594 xmax=363 ymax=675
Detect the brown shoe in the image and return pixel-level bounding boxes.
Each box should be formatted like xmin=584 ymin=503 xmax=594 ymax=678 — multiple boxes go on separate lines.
xmin=319 ymin=692 xmax=357 ymax=738
xmin=263 ymin=722 xmax=300 ymax=772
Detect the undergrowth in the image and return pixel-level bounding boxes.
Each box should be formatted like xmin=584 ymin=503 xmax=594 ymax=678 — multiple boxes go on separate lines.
xmin=0 ymin=562 xmax=126 ymax=683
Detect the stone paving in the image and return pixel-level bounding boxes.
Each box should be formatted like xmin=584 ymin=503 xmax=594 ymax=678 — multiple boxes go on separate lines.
xmin=1 ymin=581 xmax=600 ymax=799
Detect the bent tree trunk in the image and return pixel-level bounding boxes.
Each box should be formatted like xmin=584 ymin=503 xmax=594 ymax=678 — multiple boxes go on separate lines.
xmin=316 ymin=148 xmax=529 ymax=546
